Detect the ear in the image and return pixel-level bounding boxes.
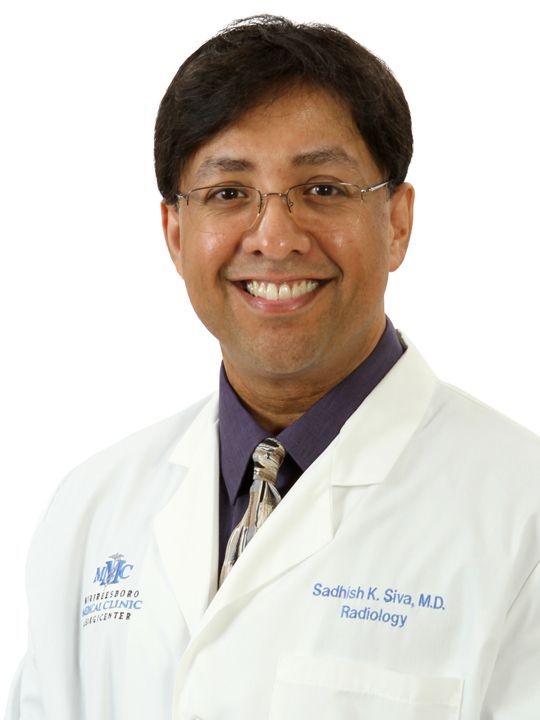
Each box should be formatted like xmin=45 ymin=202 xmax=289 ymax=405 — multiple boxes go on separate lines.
xmin=387 ymin=183 xmax=414 ymax=272
xmin=161 ymin=200 xmax=184 ymax=277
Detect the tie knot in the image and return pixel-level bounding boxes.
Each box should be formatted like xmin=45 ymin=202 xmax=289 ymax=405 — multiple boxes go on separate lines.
xmin=252 ymin=437 xmax=286 ymax=485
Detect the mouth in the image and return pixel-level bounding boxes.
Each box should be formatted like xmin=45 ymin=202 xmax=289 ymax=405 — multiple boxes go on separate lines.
xmin=243 ymin=279 xmax=322 ymax=301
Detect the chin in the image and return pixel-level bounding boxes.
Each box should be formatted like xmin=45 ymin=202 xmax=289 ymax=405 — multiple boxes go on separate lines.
xmin=239 ymin=345 xmax=328 ymax=381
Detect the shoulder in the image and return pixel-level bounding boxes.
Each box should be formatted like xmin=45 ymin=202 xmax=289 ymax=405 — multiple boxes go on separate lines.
xmin=76 ymin=394 xmax=213 ymax=470
xmin=40 ymin=394 xmax=217 ymax=524
xmin=395 ymin=338 xmax=540 ymax=500
xmin=434 ymin=380 xmax=540 ymax=457
xmin=399 ymin=338 xmax=540 ymax=469
xmin=420 ymin=379 xmax=540 ymax=511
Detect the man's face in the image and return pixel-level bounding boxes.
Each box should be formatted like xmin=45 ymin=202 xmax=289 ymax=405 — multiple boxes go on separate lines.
xmin=162 ymin=85 xmax=413 ymax=391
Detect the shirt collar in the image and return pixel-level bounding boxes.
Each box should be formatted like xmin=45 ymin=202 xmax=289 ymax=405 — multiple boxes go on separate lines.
xmin=218 ymin=317 xmax=404 ymax=504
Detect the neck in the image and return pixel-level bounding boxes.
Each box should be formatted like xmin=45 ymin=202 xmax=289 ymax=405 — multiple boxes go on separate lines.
xmin=223 ymin=375 xmax=332 ymax=433
xmin=222 ymin=345 xmax=380 ymax=434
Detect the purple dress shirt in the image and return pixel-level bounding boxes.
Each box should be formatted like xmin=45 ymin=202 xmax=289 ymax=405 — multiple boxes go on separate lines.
xmin=218 ymin=317 xmax=405 ymax=568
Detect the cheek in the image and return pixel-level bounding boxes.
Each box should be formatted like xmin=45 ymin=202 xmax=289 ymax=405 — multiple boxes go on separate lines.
xmin=317 ymin=224 xmax=389 ymax=284
xmin=179 ymin=229 xmax=231 ymax=285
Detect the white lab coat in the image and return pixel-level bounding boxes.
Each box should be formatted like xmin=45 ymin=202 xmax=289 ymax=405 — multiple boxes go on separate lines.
xmin=6 ymin=340 xmax=540 ymax=719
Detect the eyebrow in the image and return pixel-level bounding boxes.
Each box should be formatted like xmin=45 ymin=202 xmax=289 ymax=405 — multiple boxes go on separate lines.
xmin=192 ymin=146 xmax=360 ymax=185
xmin=291 ymin=147 xmax=361 ymax=171
xmin=194 ymin=157 xmax=255 ymax=185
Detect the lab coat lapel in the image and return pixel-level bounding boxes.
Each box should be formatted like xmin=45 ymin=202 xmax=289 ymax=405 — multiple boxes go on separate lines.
xmin=153 ymin=394 xmax=220 ymax=636
xmin=173 ymin=443 xmax=335 ymax=693
xmin=206 ymin=444 xmax=335 ymax=619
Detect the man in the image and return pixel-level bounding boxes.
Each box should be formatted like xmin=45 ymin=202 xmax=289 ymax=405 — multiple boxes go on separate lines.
xmin=6 ymin=14 xmax=540 ymax=720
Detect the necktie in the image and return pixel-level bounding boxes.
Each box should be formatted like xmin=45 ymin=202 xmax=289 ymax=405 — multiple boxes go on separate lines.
xmin=219 ymin=437 xmax=286 ymax=586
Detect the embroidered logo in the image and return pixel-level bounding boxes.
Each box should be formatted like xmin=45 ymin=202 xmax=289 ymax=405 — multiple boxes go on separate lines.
xmin=94 ymin=552 xmax=134 ymax=586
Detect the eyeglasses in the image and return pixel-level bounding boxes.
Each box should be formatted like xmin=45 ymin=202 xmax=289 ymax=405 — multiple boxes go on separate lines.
xmin=175 ymin=179 xmax=391 ymax=233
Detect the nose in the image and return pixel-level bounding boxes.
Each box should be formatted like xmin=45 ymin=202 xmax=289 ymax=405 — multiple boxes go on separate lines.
xmin=241 ymin=193 xmax=311 ymax=260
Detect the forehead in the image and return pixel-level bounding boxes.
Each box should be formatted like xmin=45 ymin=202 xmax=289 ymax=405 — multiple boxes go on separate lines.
xmin=182 ymin=85 xmax=380 ymax=187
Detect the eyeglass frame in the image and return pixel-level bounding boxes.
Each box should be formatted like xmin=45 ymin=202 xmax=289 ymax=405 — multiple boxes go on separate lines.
xmin=174 ymin=179 xmax=393 ymax=217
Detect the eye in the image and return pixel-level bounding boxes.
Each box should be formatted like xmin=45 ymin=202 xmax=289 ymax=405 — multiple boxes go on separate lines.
xmin=205 ymin=186 xmax=250 ymax=203
xmin=303 ymin=183 xmax=349 ymax=199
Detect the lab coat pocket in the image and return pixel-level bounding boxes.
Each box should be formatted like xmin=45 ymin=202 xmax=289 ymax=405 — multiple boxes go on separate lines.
xmin=269 ymin=654 xmax=463 ymax=720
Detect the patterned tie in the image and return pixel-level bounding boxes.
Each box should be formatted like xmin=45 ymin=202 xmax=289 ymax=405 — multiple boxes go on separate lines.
xmin=219 ymin=437 xmax=286 ymax=586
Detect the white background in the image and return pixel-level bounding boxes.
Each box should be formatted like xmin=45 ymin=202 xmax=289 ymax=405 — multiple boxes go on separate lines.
xmin=1 ymin=0 xmax=539 ymax=706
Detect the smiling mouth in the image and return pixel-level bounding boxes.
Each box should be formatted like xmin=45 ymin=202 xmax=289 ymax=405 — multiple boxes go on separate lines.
xmin=244 ymin=279 xmax=321 ymax=301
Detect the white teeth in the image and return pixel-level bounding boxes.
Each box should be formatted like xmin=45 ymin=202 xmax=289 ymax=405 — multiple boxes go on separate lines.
xmin=278 ymin=283 xmax=291 ymax=300
xmin=266 ymin=282 xmax=278 ymax=300
xmin=293 ymin=281 xmax=307 ymax=298
xmin=245 ymin=279 xmax=320 ymax=300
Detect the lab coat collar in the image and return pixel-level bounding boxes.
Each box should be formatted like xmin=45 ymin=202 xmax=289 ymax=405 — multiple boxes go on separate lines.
xmin=331 ymin=338 xmax=437 ymax=487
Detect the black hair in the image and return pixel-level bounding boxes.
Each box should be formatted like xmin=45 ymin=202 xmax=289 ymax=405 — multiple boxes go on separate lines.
xmin=154 ymin=14 xmax=413 ymax=203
